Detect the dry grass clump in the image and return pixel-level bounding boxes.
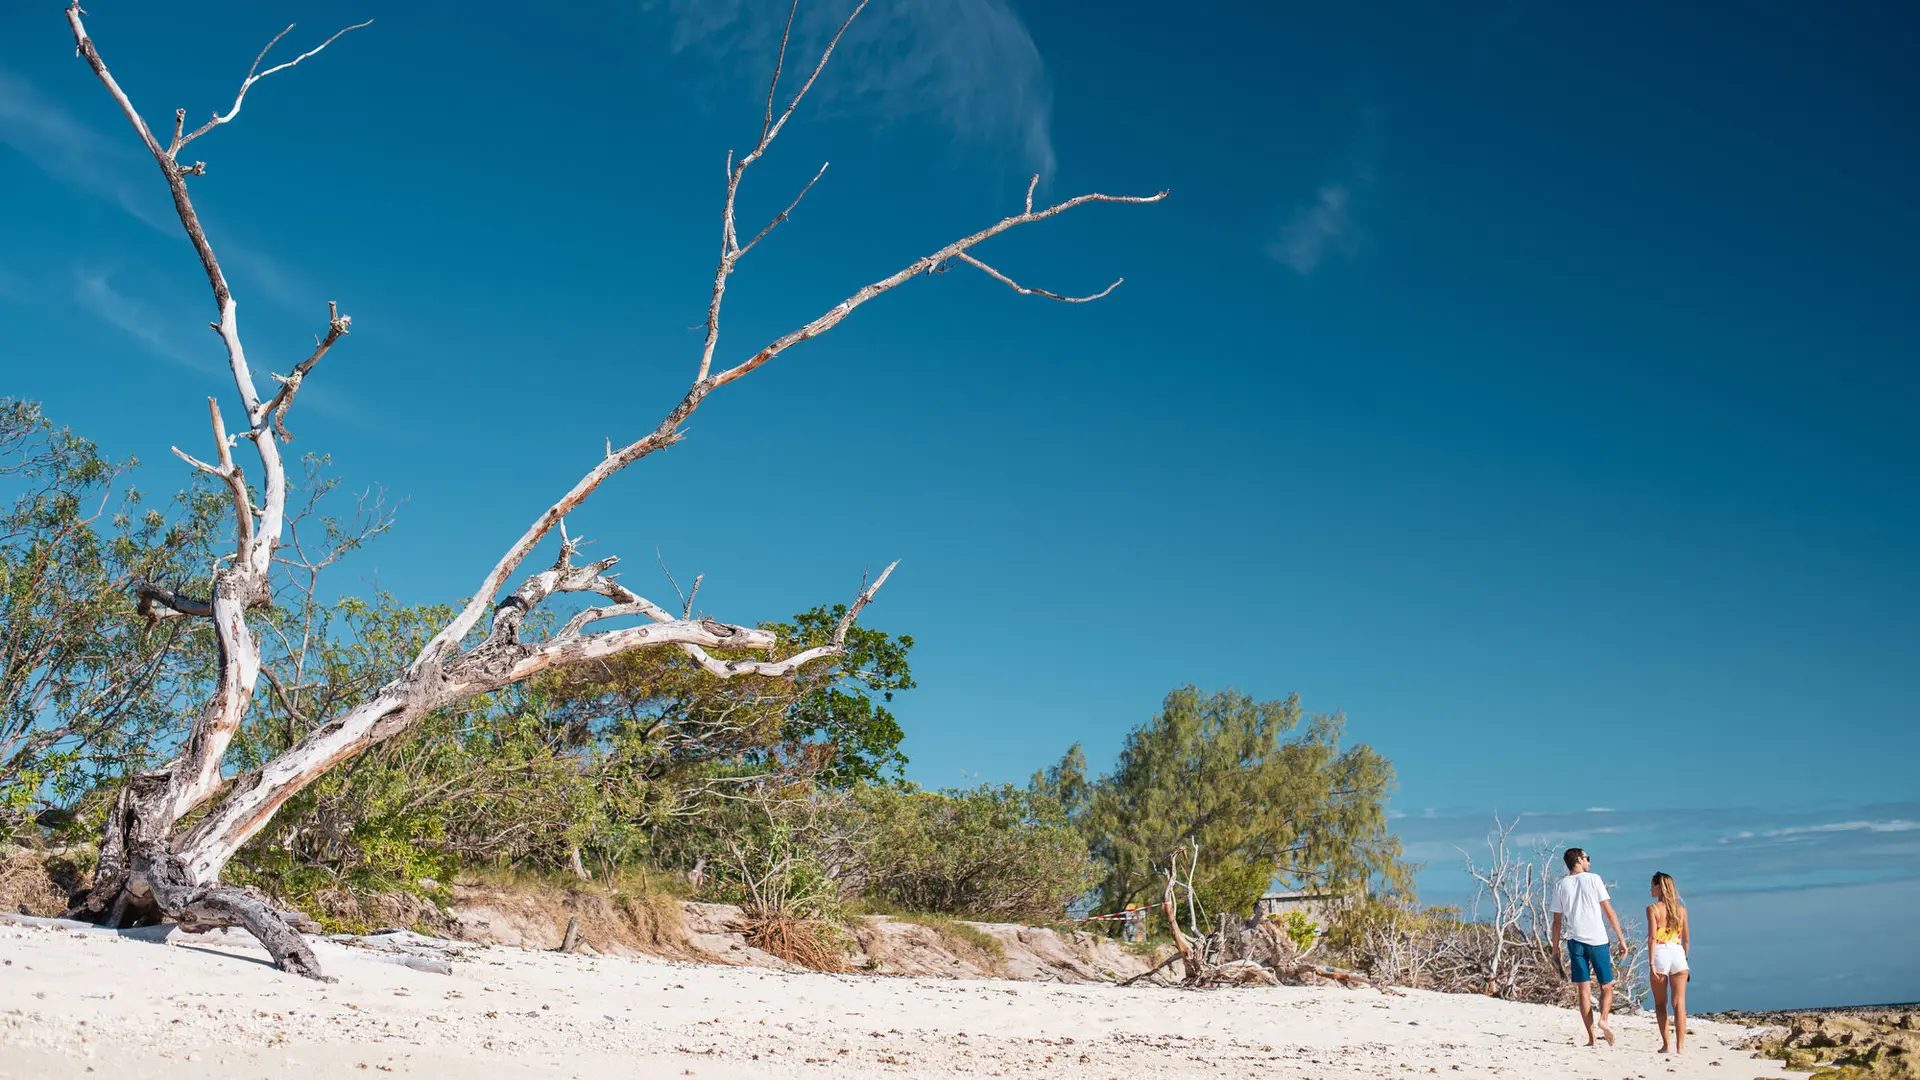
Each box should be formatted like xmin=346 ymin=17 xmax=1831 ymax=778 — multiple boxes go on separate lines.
xmin=616 ymin=887 xmax=690 ymax=952
xmin=0 ymin=848 xmax=83 ymax=916
xmin=448 ymin=864 xmax=704 ymax=958
xmin=743 ymin=908 xmax=850 ymax=972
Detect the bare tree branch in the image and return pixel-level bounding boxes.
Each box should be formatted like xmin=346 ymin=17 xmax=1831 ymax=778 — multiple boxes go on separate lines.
xmin=760 ymin=0 xmax=802 ymax=148
xmin=737 ymin=161 xmax=830 ymax=258
xmin=168 ymin=398 xmax=256 ymax=553
xmin=697 ymin=0 xmax=871 ymax=382
xmin=834 ymin=561 xmax=897 ymax=641
xmin=133 ymin=582 xmax=213 ymax=622
xmin=260 ymin=302 xmax=352 ymax=441
xmin=175 ymin=21 xmax=373 ymax=152
xmin=950 ymin=251 xmax=1122 ymax=303
xmin=707 ymin=186 xmax=1168 ymax=390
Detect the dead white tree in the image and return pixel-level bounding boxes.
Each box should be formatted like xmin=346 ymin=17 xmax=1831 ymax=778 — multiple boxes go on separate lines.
xmin=59 ymin=0 xmax=1164 ymax=978
xmin=1457 ymin=813 xmax=1539 ymax=996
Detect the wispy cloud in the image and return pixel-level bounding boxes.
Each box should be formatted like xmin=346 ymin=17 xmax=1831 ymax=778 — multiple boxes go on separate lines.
xmin=2 ymin=67 xmax=319 ymax=316
xmin=1396 ymin=802 xmax=1920 ymax=895
xmin=1267 ymin=107 xmax=1384 ymax=276
xmin=1754 ymin=818 xmax=1919 ymax=840
xmin=1271 ymin=184 xmax=1356 ymax=275
xmin=73 ymin=268 xmax=211 ymax=371
xmin=0 ymin=66 xmax=174 ymax=232
xmin=642 ymin=0 xmax=1056 ymax=179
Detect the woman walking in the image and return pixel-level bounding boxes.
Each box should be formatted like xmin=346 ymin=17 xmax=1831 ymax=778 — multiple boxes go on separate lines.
xmin=1646 ymin=872 xmax=1691 ymax=1053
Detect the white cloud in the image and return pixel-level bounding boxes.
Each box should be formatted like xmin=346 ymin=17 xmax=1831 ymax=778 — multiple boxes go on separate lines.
xmin=73 ymin=269 xmax=211 ymax=371
xmin=2 ymin=67 xmax=321 ymax=316
xmin=1269 ymin=184 xmax=1355 ymax=276
xmin=1266 ymin=106 xmax=1383 ymax=276
xmin=0 ymin=66 xmax=174 ymax=232
xmin=642 ymin=0 xmax=1056 ymax=179
xmin=1760 ymin=819 xmax=1920 ymax=840
xmin=1587 ymin=806 xmax=1616 ymax=813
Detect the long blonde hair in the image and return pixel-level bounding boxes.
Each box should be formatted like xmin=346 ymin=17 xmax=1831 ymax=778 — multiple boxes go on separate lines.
xmin=1651 ymin=871 xmax=1684 ymax=930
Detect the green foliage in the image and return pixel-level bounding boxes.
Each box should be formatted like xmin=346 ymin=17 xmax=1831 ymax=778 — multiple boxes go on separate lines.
xmin=1321 ymin=895 xmax=1466 ymax=985
xmin=228 ymin=591 xmax=622 ymax=891
xmin=1066 ymin=686 xmax=1403 ymax=921
xmin=851 ymin=782 xmax=1097 ymax=922
xmin=221 ymin=583 xmax=917 ymax=902
xmin=537 ymin=603 xmax=914 ymax=805
xmin=1281 ymin=909 xmax=1319 ymax=952
xmin=770 ymin=606 xmax=913 ymax=787
xmin=668 ymin=785 xmax=859 ymax=922
xmin=0 ymin=400 xmax=220 ymax=828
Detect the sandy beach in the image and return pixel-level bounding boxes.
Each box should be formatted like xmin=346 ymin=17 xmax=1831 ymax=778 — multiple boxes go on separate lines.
xmin=0 ymin=920 xmax=1771 ymax=1079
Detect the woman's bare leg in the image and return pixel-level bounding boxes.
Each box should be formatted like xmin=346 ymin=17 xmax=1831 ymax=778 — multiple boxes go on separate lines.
xmin=1671 ymin=971 xmax=1688 ymax=1053
xmin=1651 ymin=973 xmax=1670 ymax=1051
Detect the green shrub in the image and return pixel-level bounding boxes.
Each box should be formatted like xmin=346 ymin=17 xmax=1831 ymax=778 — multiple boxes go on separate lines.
xmin=1281 ymin=909 xmax=1319 ymax=952
xmin=851 ymin=782 xmax=1095 ymax=922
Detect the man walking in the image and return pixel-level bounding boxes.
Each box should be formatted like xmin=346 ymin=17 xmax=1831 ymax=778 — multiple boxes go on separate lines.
xmin=1549 ymin=847 xmax=1629 ymax=1047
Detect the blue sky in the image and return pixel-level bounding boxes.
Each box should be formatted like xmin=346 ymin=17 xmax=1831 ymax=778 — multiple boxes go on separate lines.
xmin=2 ymin=0 xmax=1915 ymax=1009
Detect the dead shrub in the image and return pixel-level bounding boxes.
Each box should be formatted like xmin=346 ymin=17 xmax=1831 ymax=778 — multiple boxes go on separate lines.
xmin=743 ymin=908 xmax=849 ymax=972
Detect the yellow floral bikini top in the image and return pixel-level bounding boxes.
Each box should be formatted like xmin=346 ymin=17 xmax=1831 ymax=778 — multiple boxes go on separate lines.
xmin=1653 ymin=908 xmax=1685 ymax=945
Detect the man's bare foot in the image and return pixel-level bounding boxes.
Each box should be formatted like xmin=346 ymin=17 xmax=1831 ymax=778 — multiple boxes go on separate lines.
xmin=1600 ymin=1022 xmax=1615 ymax=1046
xmin=1657 ymin=1044 xmax=1670 ymax=1054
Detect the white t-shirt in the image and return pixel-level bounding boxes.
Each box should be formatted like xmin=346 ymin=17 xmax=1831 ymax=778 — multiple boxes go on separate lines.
xmin=1550 ymin=871 xmax=1612 ymax=946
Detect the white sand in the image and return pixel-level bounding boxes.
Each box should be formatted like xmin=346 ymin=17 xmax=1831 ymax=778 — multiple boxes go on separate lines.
xmin=0 ymin=921 xmax=1772 ymax=1079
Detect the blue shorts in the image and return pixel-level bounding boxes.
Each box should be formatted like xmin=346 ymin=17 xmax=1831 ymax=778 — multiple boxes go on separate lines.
xmin=1567 ymin=940 xmax=1614 ymax=985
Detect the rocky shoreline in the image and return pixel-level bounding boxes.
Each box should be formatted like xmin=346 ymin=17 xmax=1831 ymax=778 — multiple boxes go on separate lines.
xmin=1706 ymin=1006 xmax=1918 ymax=1079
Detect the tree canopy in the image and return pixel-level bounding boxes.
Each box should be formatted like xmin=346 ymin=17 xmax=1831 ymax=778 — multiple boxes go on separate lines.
xmin=0 ymin=400 xmax=220 ymax=827
xmin=1041 ymin=686 xmax=1403 ymax=920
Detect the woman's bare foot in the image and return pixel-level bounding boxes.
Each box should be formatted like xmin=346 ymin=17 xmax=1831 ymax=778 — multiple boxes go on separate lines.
xmin=1657 ymin=1044 xmax=1671 ymax=1054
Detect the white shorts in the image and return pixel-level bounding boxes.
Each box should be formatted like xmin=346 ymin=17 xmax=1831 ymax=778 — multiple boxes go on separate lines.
xmin=1652 ymin=942 xmax=1689 ymax=976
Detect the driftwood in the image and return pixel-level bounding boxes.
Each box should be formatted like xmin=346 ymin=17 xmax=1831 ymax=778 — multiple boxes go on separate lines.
xmin=53 ymin=0 xmax=1163 ymax=980
xmin=0 ymin=911 xmax=453 ymax=974
xmin=1 ymin=910 xmax=178 ymax=942
xmin=1119 ymin=846 xmax=1376 ymax=992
